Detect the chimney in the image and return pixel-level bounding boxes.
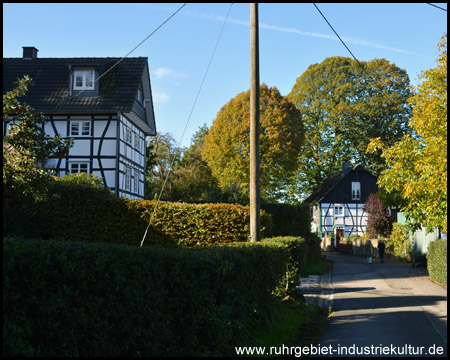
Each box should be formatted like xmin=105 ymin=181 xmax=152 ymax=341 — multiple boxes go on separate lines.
xmin=343 ymin=162 xmax=350 ymax=171
xmin=22 ymin=46 xmax=39 ymax=60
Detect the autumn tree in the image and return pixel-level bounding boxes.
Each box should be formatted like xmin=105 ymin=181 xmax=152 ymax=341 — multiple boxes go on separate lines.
xmin=202 ymin=84 xmax=304 ymax=203
xmin=364 ymin=193 xmax=392 ymax=238
xmin=288 ymin=56 xmax=412 ymax=199
xmin=367 ymin=34 xmax=447 ymax=233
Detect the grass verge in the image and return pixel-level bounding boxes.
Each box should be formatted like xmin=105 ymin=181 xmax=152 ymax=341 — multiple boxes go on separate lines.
xmin=239 ymin=257 xmax=331 ymax=357
xmin=240 ymin=300 xmax=330 ymax=357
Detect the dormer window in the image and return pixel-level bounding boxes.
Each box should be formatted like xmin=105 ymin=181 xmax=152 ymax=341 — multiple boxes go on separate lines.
xmin=136 ymin=84 xmax=143 ymax=104
xmin=73 ymin=69 xmax=95 ymax=90
xmin=352 ymin=182 xmax=361 ymax=200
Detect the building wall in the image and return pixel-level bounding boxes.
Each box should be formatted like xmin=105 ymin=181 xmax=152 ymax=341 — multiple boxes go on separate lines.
xmin=44 ymin=114 xmax=119 ymax=193
xmin=312 ymin=202 xmax=369 ymax=238
xmin=321 ymin=170 xmax=379 ymax=204
xmin=4 ymin=113 xmax=147 ymax=199
xmin=117 ymin=114 xmax=146 ymax=199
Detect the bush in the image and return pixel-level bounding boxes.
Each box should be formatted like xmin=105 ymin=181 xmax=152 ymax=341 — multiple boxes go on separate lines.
xmin=427 ymin=239 xmax=447 ymax=286
xmin=3 ymin=180 xmax=272 ymax=247
xmin=364 ymin=193 xmax=392 ymax=238
xmin=3 ymin=237 xmax=290 ymax=357
xmin=226 ymin=237 xmax=310 ymax=296
xmin=386 ymin=222 xmax=412 ymax=258
xmin=261 ymin=203 xmax=310 ymax=237
xmin=344 ymin=234 xmax=361 ymax=242
xmin=128 ymin=200 xmax=273 ymax=246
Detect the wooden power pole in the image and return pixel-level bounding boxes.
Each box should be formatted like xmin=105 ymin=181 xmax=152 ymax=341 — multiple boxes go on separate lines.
xmin=250 ymin=3 xmax=261 ymax=242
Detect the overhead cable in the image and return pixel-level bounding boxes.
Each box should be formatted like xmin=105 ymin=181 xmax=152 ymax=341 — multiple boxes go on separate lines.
xmin=140 ymin=3 xmax=234 ymax=247
xmin=312 ymin=3 xmax=395 ymax=102
xmin=74 ymin=3 xmax=187 ymax=98
xmin=426 ymin=3 xmax=447 ymax=11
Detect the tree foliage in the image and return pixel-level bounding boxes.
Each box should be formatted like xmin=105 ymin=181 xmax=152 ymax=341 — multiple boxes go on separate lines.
xmin=367 ymin=34 xmax=447 ymax=233
xmin=288 ymin=56 xmax=412 ymax=199
xmin=364 ymin=193 xmax=392 ymax=238
xmin=202 ymin=84 xmax=304 ymax=203
xmin=144 ymin=132 xmax=184 ymax=200
xmin=3 ymin=76 xmax=73 ymax=200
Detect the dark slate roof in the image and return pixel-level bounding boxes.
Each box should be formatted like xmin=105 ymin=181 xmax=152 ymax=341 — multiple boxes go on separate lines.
xmin=303 ymin=164 xmax=371 ymax=204
xmin=3 ymin=57 xmax=147 ymax=113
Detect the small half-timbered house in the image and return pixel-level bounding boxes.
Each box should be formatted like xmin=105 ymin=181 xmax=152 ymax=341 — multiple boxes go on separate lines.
xmin=3 ymin=47 xmax=156 ymax=199
xmin=303 ymin=163 xmax=379 ymax=241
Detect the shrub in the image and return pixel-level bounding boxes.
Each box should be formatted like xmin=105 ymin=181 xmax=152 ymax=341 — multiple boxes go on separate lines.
xmin=344 ymin=234 xmax=361 ymax=242
xmin=364 ymin=193 xmax=392 ymax=238
xmin=128 ymin=200 xmax=273 ymax=247
xmin=261 ymin=203 xmax=310 ymax=237
xmin=386 ymin=222 xmax=412 ymax=258
xmin=3 ymin=237 xmax=290 ymax=357
xmin=3 ymin=180 xmax=273 ymax=247
xmin=427 ymin=239 xmax=447 ymax=286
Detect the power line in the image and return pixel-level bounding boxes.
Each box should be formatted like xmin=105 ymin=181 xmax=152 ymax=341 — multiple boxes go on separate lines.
xmin=426 ymin=3 xmax=447 ymax=11
xmin=312 ymin=3 xmax=395 ymax=102
xmin=74 ymin=3 xmax=187 ymax=98
xmin=140 ymin=3 xmax=234 ymax=247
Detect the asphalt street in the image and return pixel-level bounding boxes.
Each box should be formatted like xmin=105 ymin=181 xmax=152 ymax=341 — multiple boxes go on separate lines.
xmin=314 ymin=252 xmax=447 ymax=357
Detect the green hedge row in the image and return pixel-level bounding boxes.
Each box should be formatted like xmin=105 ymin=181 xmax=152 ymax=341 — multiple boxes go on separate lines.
xmin=261 ymin=203 xmax=311 ymax=237
xmin=3 ymin=182 xmax=272 ymax=247
xmin=426 ymin=239 xmax=447 ymax=287
xmin=128 ymin=200 xmax=273 ymax=246
xmin=3 ymin=237 xmax=298 ymax=357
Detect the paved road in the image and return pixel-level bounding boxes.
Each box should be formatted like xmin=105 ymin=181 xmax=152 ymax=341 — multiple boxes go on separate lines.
xmin=315 ymin=252 xmax=447 ymax=357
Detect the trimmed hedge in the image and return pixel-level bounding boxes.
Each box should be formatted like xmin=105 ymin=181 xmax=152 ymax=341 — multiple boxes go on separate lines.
xmin=128 ymin=200 xmax=272 ymax=246
xmin=261 ymin=203 xmax=311 ymax=237
xmin=4 ymin=237 xmax=291 ymax=357
xmin=3 ymin=182 xmax=272 ymax=247
xmin=426 ymin=239 xmax=447 ymax=287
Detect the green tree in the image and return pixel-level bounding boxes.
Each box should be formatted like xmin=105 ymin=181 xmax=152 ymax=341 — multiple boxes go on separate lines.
xmin=170 ymin=125 xmax=223 ymax=202
xmin=3 ymin=76 xmax=73 ymax=200
xmin=367 ymin=34 xmax=447 ymax=233
xmin=144 ymin=132 xmax=184 ymax=200
xmin=288 ymin=56 xmax=412 ymax=199
xmin=202 ymin=84 xmax=304 ymax=203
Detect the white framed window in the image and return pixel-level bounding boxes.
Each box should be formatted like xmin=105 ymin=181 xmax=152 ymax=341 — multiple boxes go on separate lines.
xmin=73 ymin=70 xmax=95 ymax=90
xmin=352 ymin=182 xmax=361 ymax=200
xmin=125 ymin=128 xmax=132 ymax=145
xmin=334 ymin=204 xmax=344 ymax=217
xmin=133 ymin=169 xmax=139 ymax=193
xmin=70 ymin=121 xmax=91 ymax=137
xmin=70 ymin=162 xmax=89 ymax=174
xmin=125 ymin=166 xmax=131 ymax=191
xmin=134 ymin=133 xmax=140 ymax=150
xmin=137 ymin=84 xmax=143 ymax=104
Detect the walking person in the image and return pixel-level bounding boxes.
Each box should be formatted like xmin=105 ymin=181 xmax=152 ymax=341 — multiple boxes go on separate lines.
xmin=378 ymin=239 xmax=386 ymax=263
xmin=365 ymin=240 xmax=374 ymax=264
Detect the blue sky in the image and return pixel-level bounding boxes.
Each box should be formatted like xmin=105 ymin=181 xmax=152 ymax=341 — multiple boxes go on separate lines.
xmin=3 ymin=3 xmax=447 ymax=148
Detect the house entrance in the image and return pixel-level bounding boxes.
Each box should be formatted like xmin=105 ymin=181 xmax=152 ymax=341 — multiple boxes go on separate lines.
xmin=336 ymin=229 xmax=344 ymax=251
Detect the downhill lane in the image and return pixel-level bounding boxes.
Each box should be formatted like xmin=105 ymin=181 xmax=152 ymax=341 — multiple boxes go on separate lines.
xmin=314 ymin=252 xmax=447 ymax=357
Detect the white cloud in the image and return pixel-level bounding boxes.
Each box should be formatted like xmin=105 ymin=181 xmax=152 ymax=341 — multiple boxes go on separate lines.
xmin=154 ymin=67 xmax=187 ymax=79
xmin=182 ymin=9 xmax=422 ymax=57
xmin=153 ymin=92 xmax=171 ymax=103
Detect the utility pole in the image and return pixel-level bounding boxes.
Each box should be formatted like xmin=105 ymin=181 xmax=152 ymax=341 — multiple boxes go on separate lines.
xmin=250 ymin=3 xmax=261 ymax=242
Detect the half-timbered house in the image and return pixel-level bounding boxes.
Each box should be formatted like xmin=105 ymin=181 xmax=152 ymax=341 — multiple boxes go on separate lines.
xmin=304 ymin=163 xmax=379 ymax=242
xmin=3 ymin=47 xmax=156 ymax=199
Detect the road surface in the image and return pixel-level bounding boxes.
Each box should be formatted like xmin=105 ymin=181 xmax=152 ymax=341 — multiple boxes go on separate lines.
xmin=315 ymin=252 xmax=447 ymax=357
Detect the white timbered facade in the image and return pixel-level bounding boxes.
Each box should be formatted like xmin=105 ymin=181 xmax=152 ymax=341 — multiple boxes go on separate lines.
xmin=3 ymin=47 xmax=156 ymax=199
xmin=304 ymin=164 xmax=379 ymax=240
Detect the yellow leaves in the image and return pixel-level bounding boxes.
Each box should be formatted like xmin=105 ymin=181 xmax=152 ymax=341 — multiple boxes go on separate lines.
xmin=366 ymin=137 xmax=384 ymax=154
